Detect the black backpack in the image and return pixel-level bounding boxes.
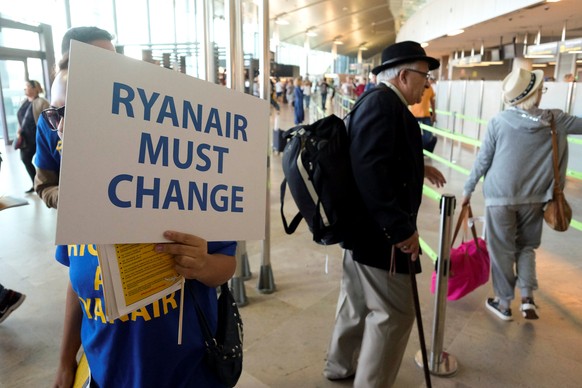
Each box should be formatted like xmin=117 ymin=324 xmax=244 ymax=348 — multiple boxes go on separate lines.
xmin=280 ymin=86 xmax=385 ymax=245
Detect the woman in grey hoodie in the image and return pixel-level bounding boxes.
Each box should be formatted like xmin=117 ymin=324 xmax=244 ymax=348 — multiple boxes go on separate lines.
xmin=462 ymin=68 xmax=582 ymax=321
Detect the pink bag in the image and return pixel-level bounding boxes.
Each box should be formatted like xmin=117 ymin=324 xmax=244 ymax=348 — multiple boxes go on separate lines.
xmin=430 ymin=204 xmax=490 ymax=301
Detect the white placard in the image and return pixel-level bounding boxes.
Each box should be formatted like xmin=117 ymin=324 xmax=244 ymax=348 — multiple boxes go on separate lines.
xmin=56 ymin=41 xmax=269 ymax=244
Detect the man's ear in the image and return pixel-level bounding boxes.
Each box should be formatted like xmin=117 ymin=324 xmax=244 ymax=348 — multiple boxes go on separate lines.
xmin=398 ymin=69 xmax=408 ymax=85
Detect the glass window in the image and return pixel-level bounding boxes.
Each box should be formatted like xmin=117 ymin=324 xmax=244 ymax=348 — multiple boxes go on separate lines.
xmin=0 ymin=60 xmax=26 ymax=141
xmin=242 ymin=0 xmax=258 ymax=59
xmin=69 ymin=0 xmax=115 ymax=39
xmin=175 ymin=0 xmax=197 ymax=43
xmin=27 ymin=58 xmax=47 ymax=95
xmin=0 ymin=28 xmax=40 ymax=51
xmin=148 ymin=0 xmax=177 ymax=44
xmin=115 ymin=0 xmax=150 ymax=45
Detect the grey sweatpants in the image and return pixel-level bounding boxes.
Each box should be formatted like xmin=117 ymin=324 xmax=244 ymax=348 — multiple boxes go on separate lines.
xmin=485 ymin=203 xmax=544 ymax=303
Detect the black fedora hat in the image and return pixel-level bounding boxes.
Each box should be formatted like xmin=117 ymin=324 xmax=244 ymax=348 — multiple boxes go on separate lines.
xmin=372 ymin=41 xmax=439 ymax=75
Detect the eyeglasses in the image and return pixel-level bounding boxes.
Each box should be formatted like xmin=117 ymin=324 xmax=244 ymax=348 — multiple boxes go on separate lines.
xmin=41 ymin=106 xmax=65 ymax=131
xmin=405 ymin=68 xmax=431 ymax=80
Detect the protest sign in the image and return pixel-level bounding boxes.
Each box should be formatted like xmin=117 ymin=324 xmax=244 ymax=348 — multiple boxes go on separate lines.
xmin=56 ymin=41 xmax=269 ymax=244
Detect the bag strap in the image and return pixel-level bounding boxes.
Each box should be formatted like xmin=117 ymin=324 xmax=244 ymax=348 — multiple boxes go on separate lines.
xmin=187 ymin=280 xmax=225 ymax=347
xmin=549 ymin=115 xmax=563 ymax=196
xmin=451 ymin=204 xmax=479 ymax=248
xmin=280 ymin=178 xmax=304 ymax=235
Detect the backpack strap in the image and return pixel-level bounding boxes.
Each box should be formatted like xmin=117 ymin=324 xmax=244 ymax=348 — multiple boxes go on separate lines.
xmin=280 ymin=178 xmax=304 ymax=234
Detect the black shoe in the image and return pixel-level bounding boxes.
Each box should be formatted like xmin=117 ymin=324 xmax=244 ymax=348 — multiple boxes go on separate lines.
xmin=520 ymin=297 xmax=539 ymax=320
xmin=0 ymin=290 xmax=26 ymax=323
xmin=485 ymin=297 xmax=512 ymax=321
xmin=25 ymin=187 xmax=34 ymax=193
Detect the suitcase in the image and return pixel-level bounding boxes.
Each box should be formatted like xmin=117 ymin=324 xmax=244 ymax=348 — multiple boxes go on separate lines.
xmin=273 ymin=129 xmax=286 ymax=153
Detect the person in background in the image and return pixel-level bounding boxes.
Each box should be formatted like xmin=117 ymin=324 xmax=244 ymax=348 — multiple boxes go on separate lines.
xmin=364 ymin=73 xmax=376 ymax=92
xmin=0 ymin=283 xmax=26 ymax=324
xmin=285 ymin=78 xmax=294 ymax=106
xmin=275 ymin=77 xmax=284 ymax=103
xmin=341 ymin=76 xmax=354 ymax=98
xmin=354 ymin=77 xmax=366 ymax=98
xmin=462 ymin=68 xmax=582 ymax=321
xmin=16 ymin=80 xmax=49 ymax=193
xmin=303 ymin=78 xmax=312 ymax=108
xmin=319 ymin=78 xmax=329 ymax=111
xmin=35 ymin=27 xmax=237 ymax=388
xmin=563 ymin=73 xmax=575 ymax=82
xmin=330 ymin=80 xmax=336 ymax=103
xmin=269 ymin=78 xmax=280 ymax=112
xmin=252 ymin=77 xmax=260 ymax=97
xmin=341 ymin=76 xmax=354 ymax=107
xmin=324 ymin=41 xmax=444 ymax=387
xmin=0 ymin=158 xmax=27 ymax=324
xmin=409 ymin=77 xmax=437 ymax=153
xmin=293 ymin=77 xmax=305 ymax=125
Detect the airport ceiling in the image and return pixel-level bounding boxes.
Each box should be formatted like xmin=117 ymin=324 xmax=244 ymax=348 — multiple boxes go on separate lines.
xmin=264 ymin=0 xmax=582 ymax=60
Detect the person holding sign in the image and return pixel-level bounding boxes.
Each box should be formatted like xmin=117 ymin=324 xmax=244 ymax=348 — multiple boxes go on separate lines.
xmin=39 ymin=27 xmax=238 ymax=388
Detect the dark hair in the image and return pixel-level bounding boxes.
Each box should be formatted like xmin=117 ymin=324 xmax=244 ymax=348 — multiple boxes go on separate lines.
xmin=61 ymin=26 xmax=113 ymax=55
xmin=58 ymin=26 xmax=113 ymax=71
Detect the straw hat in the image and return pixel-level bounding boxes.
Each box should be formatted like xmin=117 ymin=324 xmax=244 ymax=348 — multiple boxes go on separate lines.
xmin=372 ymin=41 xmax=439 ymax=75
xmin=502 ymin=68 xmax=544 ymax=105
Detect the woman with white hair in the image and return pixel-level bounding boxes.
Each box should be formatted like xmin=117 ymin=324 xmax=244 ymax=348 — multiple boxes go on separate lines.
xmin=462 ymin=68 xmax=582 ymax=321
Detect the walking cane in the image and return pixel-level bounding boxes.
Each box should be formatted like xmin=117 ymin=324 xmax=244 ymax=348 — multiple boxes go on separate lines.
xmin=408 ymin=255 xmax=432 ymax=388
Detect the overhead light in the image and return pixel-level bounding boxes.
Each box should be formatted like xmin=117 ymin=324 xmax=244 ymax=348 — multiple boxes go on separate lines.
xmin=532 ymin=63 xmax=548 ymax=67
xmin=359 ymin=46 xmax=368 ymax=51
xmin=275 ymin=14 xmax=289 ymax=25
xmin=421 ymin=42 xmax=429 ymax=48
xmin=546 ymin=0 xmax=561 ymax=3
xmin=447 ymin=29 xmax=464 ymax=37
xmin=333 ymin=36 xmax=344 ymax=45
xmin=306 ymin=28 xmax=317 ymax=37
xmin=524 ymin=54 xmax=555 ymax=58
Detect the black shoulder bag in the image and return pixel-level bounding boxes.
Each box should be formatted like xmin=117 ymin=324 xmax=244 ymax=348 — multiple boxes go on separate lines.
xmin=187 ymin=281 xmax=243 ymax=387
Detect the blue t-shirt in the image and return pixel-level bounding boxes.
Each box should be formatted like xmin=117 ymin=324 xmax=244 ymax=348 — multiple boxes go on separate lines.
xmin=58 ymin=241 xmax=236 ymax=387
xmin=35 ymin=113 xmax=71 ymax=265
xmin=35 ymin=114 xmax=62 ymax=172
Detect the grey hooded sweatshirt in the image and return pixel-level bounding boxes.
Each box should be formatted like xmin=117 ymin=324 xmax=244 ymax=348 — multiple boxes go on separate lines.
xmin=464 ymin=107 xmax=582 ymax=206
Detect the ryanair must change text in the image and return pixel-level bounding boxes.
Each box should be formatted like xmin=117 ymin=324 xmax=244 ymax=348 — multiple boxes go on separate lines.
xmin=109 ymin=82 xmax=249 ymax=213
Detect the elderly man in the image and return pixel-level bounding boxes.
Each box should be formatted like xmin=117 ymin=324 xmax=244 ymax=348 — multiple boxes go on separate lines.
xmin=324 ymin=41 xmax=442 ymax=387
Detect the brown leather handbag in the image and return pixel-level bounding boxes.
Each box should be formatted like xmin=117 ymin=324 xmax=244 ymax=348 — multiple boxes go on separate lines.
xmin=544 ymin=116 xmax=572 ymax=232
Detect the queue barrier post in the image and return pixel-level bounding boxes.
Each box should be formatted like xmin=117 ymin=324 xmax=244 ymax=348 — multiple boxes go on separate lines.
xmin=230 ymin=241 xmax=248 ymax=306
xmin=415 ymin=194 xmax=458 ymax=376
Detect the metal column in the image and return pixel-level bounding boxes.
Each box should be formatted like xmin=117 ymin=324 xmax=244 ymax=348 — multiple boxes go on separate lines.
xmin=257 ymin=0 xmax=275 ymax=294
xmin=226 ymin=0 xmax=248 ymax=305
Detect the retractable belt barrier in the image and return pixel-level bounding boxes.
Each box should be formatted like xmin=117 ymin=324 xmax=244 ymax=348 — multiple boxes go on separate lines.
xmin=415 ymin=194 xmax=459 ymax=376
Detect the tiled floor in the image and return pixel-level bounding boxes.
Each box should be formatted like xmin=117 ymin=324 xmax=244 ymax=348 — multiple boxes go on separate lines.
xmin=1 ymin=97 xmax=582 ymax=387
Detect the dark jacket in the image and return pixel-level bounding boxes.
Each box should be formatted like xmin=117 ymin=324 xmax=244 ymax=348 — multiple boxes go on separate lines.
xmin=345 ymin=83 xmax=424 ymax=273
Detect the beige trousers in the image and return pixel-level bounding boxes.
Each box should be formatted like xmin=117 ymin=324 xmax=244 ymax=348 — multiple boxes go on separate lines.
xmin=324 ymin=250 xmax=416 ymax=387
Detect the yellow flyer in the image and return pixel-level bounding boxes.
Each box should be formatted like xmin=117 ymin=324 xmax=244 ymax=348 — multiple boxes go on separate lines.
xmin=97 ymin=243 xmax=182 ymax=320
